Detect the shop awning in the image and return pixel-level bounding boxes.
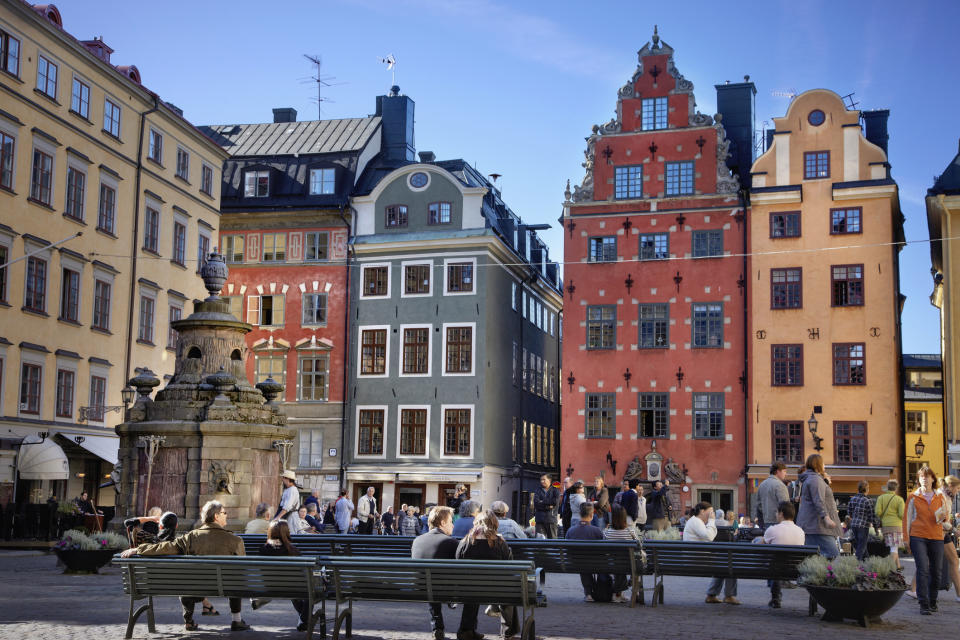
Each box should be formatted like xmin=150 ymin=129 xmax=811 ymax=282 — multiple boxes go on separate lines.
xmin=17 ymin=438 xmax=69 ymax=480
xmin=73 ymin=434 xmax=119 ymax=466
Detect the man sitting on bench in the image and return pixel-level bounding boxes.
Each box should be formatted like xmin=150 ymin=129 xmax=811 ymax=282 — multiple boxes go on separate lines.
xmin=756 ymin=501 xmax=805 ymax=608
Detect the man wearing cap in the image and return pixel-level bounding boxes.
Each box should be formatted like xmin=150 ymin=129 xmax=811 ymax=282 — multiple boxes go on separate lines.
xmin=276 ymin=470 xmax=302 ymax=531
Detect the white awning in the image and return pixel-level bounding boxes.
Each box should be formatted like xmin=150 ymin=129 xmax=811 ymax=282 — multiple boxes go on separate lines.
xmin=17 ymin=438 xmax=69 ymax=480
xmin=73 ymin=434 xmax=119 ymax=466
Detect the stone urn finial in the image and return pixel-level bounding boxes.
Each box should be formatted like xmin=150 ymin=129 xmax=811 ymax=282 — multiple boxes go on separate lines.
xmin=256 ymin=376 xmax=283 ymax=405
xmin=129 ymin=368 xmax=161 ymax=401
xmin=200 ymin=250 xmax=229 ymax=300
xmin=206 ymin=367 xmax=237 ymax=395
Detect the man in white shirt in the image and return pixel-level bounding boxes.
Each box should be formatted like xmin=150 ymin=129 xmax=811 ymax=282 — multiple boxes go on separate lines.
xmin=682 ymin=501 xmax=739 ymax=605
xmin=357 ymin=486 xmax=378 ymax=535
xmin=276 ymin=470 xmax=301 ymax=531
xmin=757 ymin=501 xmax=805 ymax=608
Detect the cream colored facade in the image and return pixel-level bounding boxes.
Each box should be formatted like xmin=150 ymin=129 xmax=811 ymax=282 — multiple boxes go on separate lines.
xmin=747 ymin=89 xmax=903 ymax=497
xmin=0 ymin=2 xmax=227 ymax=508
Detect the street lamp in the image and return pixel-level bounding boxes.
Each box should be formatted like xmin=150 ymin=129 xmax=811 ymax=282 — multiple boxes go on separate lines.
xmin=909 ymin=437 xmax=926 ymax=459
xmin=121 ymin=385 xmax=136 ymax=405
xmin=78 ymin=385 xmax=138 ymax=422
xmin=808 ymin=412 xmax=824 ymax=452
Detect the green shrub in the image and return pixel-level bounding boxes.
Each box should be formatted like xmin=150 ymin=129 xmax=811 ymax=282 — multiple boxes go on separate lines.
xmin=643 ymin=527 xmax=681 ymax=540
xmin=798 ymin=554 xmax=829 ymax=585
xmin=56 ymin=529 xmax=128 ymax=551
xmin=862 ymin=555 xmax=896 ymax=579
xmin=829 ymin=556 xmax=860 ymax=587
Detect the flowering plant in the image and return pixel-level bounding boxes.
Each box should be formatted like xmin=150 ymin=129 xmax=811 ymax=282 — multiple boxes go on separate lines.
xmin=798 ymin=554 xmax=907 ymax=591
xmin=55 ymin=529 xmax=128 ymax=551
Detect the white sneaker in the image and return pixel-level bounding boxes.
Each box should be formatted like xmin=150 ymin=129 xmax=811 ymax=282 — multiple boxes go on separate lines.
xmin=906 ymin=591 xmax=917 ymax=599
xmin=584 ymin=595 xmax=594 ymax=602
xmin=954 ymin=595 xmax=960 ymax=603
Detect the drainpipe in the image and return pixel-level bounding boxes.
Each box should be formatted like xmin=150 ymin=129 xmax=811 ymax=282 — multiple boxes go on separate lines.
xmin=339 ymin=205 xmax=354 ymax=491
xmin=738 ymin=186 xmax=750 ymax=510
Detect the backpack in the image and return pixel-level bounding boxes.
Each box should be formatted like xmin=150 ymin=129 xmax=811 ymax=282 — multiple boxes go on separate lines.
xmin=591 ymin=573 xmax=614 ymax=602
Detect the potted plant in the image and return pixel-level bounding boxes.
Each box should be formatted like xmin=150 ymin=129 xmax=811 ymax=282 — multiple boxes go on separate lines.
xmin=643 ymin=527 xmax=681 ymax=541
xmin=799 ymin=554 xmax=907 ymax=627
xmin=54 ymin=529 xmax=128 ymax=573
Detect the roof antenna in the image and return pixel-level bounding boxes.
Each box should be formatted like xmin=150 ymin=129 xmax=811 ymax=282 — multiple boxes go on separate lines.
xmin=841 ymin=92 xmax=859 ymax=110
xmin=303 ymin=54 xmax=342 ymax=119
xmin=379 ymin=54 xmax=397 ymax=88
xmin=489 ymin=173 xmax=502 ymax=195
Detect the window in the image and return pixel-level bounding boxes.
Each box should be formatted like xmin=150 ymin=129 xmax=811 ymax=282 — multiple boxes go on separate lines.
xmin=255 ymin=354 xmax=286 ymax=386
xmin=585 ymin=393 xmax=615 ymax=438
xmin=226 ymin=295 xmax=243 ymax=319
xmin=262 ymin=233 xmax=286 ymax=261
xmin=302 ymin=293 xmax=327 ymax=325
xmin=907 ymin=462 xmax=929 ymax=489
xmin=639 ymin=303 xmax=668 ymax=348
xmin=167 ymin=305 xmax=181 ymax=349
xmin=59 ymin=268 xmax=79 ymax=322
xmin=641 ymin=97 xmax=668 ymax=130
xmin=693 ymin=393 xmax=724 ymax=438
xmin=299 ymin=355 xmax=329 ymax=401
xmin=614 ymin=165 xmax=643 ymax=199
xmin=831 ymin=265 xmax=864 ymax=307
xmin=446 ymin=262 xmax=474 ymax=293
xmin=308 ymin=168 xmax=335 ymax=195
xmin=770 ymin=212 xmax=801 ymax=238
xmin=835 ymin=422 xmax=867 ymax=465
xmin=244 ymin=170 xmax=269 ymax=197
xmin=30 ymin=149 xmax=53 ymax=205
xmin=586 ymin=305 xmax=615 ymax=349
xmin=358 ymin=409 xmax=384 ymax=455
xmin=200 ymin=164 xmax=214 ymax=195
xmin=103 ymin=99 xmax=121 ymax=137
xmin=197 ymin=232 xmax=210 ymax=274
xmin=64 ymin=168 xmax=85 ymax=221
xmin=92 ymin=280 xmax=110 ymax=330
xmin=223 ymin=235 xmax=244 ymax=263
xmin=0 ymin=245 xmax=7 ymax=302
xmin=400 ymin=408 xmax=427 ymax=455
xmin=665 ymin=161 xmax=694 ymax=196
xmin=906 ymin=411 xmax=927 ymax=434
xmin=445 ymin=326 xmax=473 ymax=374
xmin=138 ymin=295 xmax=155 ymax=343
xmin=247 ymin=295 xmax=285 ymax=326
xmin=804 ymin=151 xmax=829 ymax=179
xmin=0 ymin=131 xmax=13 ymax=190
xmin=428 ymin=201 xmax=451 ymax=225
xmin=385 ymin=204 xmax=407 ymax=228
xmin=298 ymin=429 xmax=323 ymax=467
xmin=55 ymin=369 xmax=74 ymax=417
xmin=771 ymin=344 xmax=803 ymax=386
xmin=404 ymin=264 xmax=431 ymax=295
xmin=69 ymin=78 xmax=91 ymax=119
xmin=831 ymin=207 xmax=861 ymax=235
xmin=692 ymin=229 xmax=723 ymax=258
xmin=771 ymin=268 xmax=802 ymax=309
xmin=692 ymin=302 xmax=723 ymax=348
xmin=402 ymin=328 xmax=430 ymax=374
xmin=143 ymin=208 xmax=159 ymax=252
xmin=88 ymin=376 xmax=106 ymax=421
xmin=97 ymin=184 xmax=116 ymax=233
xmin=148 ymin=129 xmax=163 ymax=163
xmin=305 ymin=231 xmax=328 ymax=261
xmin=638 ymin=392 xmax=668 ymax=438
xmin=24 ymin=256 xmax=46 ymax=312
xmin=360 ymin=329 xmax=387 ymax=375
xmin=639 ymin=233 xmax=669 ymax=260
xmin=833 ymin=343 xmax=865 ymax=385
xmin=443 ymin=408 xmax=471 ymax=455
xmin=362 ymin=266 xmax=388 ymax=296
xmin=20 ymin=363 xmax=41 ymax=414
xmin=588 ymin=236 xmax=617 ymax=262
xmin=172 ymin=221 xmax=186 ymax=266
xmin=176 ymin=147 xmax=189 ymax=180
xmin=36 ymin=55 xmax=57 ymax=99
xmin=0 ymin=29 xmax=20 ymax=76
xmin=773 ymin=422 xmax=804 ymax=464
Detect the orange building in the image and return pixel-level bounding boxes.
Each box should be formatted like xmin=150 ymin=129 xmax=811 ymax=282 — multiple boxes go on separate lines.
xmin=747 ymin=90 xmax=904 ymax=503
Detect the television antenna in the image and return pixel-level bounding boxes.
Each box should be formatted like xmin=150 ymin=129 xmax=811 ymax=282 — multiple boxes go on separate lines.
xmin=771 ymin=88 xmax=798 ymax=100
xmin=840 ymin=92 xmax=859 ymax=110
xmin=302 ymin=54 xmax=344 ymax=118
xmin=379 ymin=54 xmax=397 ymax=86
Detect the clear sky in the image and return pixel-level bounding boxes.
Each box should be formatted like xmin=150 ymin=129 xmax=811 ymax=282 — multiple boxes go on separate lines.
xmin=54 ymin=0 xmax=959 ymax=354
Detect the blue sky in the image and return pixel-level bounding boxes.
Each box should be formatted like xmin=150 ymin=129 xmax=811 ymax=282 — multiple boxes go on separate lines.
xmin=57 ymin=0 xmax=958 ymax=354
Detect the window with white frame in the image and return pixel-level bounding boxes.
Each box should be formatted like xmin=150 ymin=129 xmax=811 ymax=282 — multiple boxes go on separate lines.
xmin=148 ymin=129 xmax=163 ymax=163
xmin=247 ymin=294 xmax=285 ymax=326
xmin=299 ymin=354 xmax=329 ymax=401
xmin=0 ymin=29 xmax=20 ymax=76
xmin=428 ymin=202 xmax=451 ymax=225
xmin=20 ymin=361 xmax=42 ymax=414
xmin=200 ymin=163 xmax=214 ymax=195
xmin=103 ymin=98 xmax=121 ymax=137
xmin=167 ymin=304 xmax=182 ymax=349
xmin=361 ymin=265 xmax=389 ymax=297
xmin=30 ymin=148 xmax=53 ymax=205
xmin=305 ymin=231 xmax=329 ymax=261
xmin=403 ymin=263 xmax=431 ymax=296
xmin=244 ymin=170 xmax=269 ymax=197
xmin=309 ymin=168 xmax=335 ymax=194
xmin=446 ymin=261 xmax=474 ymax=294
xmin=143 ymin=207 xmax=160 ymax=252
xmin=298 ymin=429 xmax=324 ymax=467
xmin=302 ymin=293 xmax=327 ymax=325
xmin=172 ymin=220 xmax=186 ymax=266
xmin=444 ymin=325 xmax=473 ymax=374
xmin=443 ymin=407 xmax=471 ymax=456
xmin=36 ymin=55 xmax=57 ymax=99
xmin=402 ymin=326 xmax=430 ymax=375
xmin=357 ymin=408 xmax=385 ymax=455
xmin=0 ymin=130 xmax=14 ymax=191
xmin=71 ymin=77 xmax=90 ymax=118
xmin=138 ymin=292 xmax=156 ymax=343
xmin=55 ymin=368 xmax=75 ymax=418
xmin=359 ymin=328 xmax=388 ymax=375
xmin=400 ymin=408 xmax=428 ymax=455
xmin=223 ymin=235 xmax=244 ymax=263
xmin=255 ymin=353 xmax=286 ymax=386
xmin=176 ymin=147 xmax=189 ymax=180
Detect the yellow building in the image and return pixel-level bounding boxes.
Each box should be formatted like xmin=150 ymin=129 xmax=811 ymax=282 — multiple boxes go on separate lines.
xmin=746 ymin=89 xmax=904 ymax=500
xmin=0 ymin=2 xmax=228 ymax=513
xmin=903 ymin=354 xmax=945 ymax=486
xmin=927 ymin=143 xmax=960 ymax=476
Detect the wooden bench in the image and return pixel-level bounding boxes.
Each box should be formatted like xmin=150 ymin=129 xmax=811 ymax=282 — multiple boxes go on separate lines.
xmin=642 ymin=540 xmax=818 ymax=607
xmin=323 ymin=556 xmax=540 ymax=640
xmin=239 ymin=533 xmax=414 ymax=558
xmin=113 ymin=555 xmax=326 ymax=639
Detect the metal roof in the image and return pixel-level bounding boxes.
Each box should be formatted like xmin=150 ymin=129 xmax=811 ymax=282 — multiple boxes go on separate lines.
xmin=903 ymin=354 xmax=942 ymax=369
xmin=904 ymin=387 xmax=943 ymax=401
xmin=199 ymin=117 xmax=381 ymax=157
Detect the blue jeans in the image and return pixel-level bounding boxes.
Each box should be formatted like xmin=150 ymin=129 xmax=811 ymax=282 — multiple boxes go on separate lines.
xmin=707 ymin=576 xmax=737 ymax=597
xmin=806 ymin=534 xmax=839 ymax=559
xmin=912 ymin=536 xmax=944 ymax=608
xmin=852 ymin=526 xmax=869 ymax=560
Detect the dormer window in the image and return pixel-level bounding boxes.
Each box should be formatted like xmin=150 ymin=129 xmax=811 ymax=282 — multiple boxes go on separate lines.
xmin=244 ymin=170 xmax=269 ymax=197
xmin=309 ymin=168 xmax=335 ymax=195
xmin=428 ymin=202 xmax=451 ymax=225
xmin=641 ymin=97 xmax=667 ymax=131
xmin=803 ymin=151 xmax=829 ymax=180
xmin=385 ymin=204 xmax=408 ymax=228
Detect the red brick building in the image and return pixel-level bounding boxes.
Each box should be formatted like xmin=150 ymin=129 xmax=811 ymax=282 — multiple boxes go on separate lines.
xmin=560 ymin=29 xmax=752 ymax=517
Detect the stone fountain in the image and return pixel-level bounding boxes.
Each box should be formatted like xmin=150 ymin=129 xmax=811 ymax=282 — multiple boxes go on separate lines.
xmin=114 ymin=252 xmax=293 ymax=528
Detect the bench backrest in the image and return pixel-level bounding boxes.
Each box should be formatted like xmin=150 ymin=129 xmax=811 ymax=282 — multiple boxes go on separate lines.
xmin=239 ymin=534 xmax=415 ymax=557
xmin=508 ymin=538 xmax=641 ymax=574
xmin=113 ymin=555 xmax=322 ymax=599
xmin=644 ymin=540 xmax=818 ymax=579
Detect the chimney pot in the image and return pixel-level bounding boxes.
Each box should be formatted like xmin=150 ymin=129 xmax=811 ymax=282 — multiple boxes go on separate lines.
xmin=272 ymin=108 xmax=297 ymax=123
xmin=418 ymin=151 xmax=435 ymax=163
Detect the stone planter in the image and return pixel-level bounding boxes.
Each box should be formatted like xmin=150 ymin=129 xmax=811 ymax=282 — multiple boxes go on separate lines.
xmin=805 ymin=585 xmax=906 ymax=627
xmin=54 ymin=549 xmax=118 ymax=574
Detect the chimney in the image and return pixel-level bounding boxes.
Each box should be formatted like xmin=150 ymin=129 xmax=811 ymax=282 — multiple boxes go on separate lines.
xmin=418 ymin=151 xmax=435 ymax=163
xmin=861 ymin=109 xmax=890 ymax=158
xmin=272 ymin=108 xmax=297 ymax=123
xmin=80 ymin=37 xmax=113 ymax=64
xmin=165 ymin=102 xmax=183 ymax=118
xmin=715 ymin=77 xmax=757 ymax=182
xmin=375 ymin=86 xmax=416 ymax=162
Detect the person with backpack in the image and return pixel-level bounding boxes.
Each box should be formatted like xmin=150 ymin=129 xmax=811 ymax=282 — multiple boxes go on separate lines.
xmin=565 ymin=502 xmax=605 ymax=601
xmin=684 ymin=501 xmax=739 ymax=605
xmin=875 ymin=479 xmax=906 ymax=569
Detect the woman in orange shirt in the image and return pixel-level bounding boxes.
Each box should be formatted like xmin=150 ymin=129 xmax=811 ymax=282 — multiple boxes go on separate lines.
xmin=904 ymin=465 xmax=949 ymax=615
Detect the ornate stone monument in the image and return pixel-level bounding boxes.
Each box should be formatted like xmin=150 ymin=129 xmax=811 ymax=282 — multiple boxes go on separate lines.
xmin=115 ymin=252 xmax=293 ymax=528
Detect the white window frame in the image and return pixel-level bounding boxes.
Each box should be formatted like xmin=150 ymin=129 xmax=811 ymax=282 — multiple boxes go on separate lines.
xmin=18 ymin=351 xmax=45 ymax=417
xmin=54 ymin=356 xmax=78 ymax=423
xmin=359 ymin=262 xmax=391 ymax=299
xmin=441 ymin=321 xmax=476 ymax=377
xmin=400 ymin=260 xmax=433 ymax=299
xmin=70 ymin=75 xmax=90 ymax=119
xmin=103 ymin=96 xmax=122 ymax=138
xmin=399 ymin=323 xmax=432 ymax=378
xmin=36 ymin=53 xmax=58 ymax=99
xmin=356 ymin=324 xmax=390 ymax=379
xmin=297 ymin=351 xmax=330 ymax=402
xmin=354 ymin=404 xmax=388 ymax=459
xmin=148 ymin=128 xmax=163 ymax=164
xmin=246 ymin=294 xmax=285 ymax=327
xmin=175 ymin=145 xmax=190 ymax=181
xmin=244 ymin=170 xmax=270 ymax=197
xmin=309 ymin=168 xmax=336 ymax=195
xmin=298 ymin=428 xmax=324 ymax=468
xmin=442 ymin=256 xmax=477 ymax=297
xmin=137 ymin=287 xmax=157 ymax=344
xmin=440 ymin=403 xmax=475 ymax=459
xmin=395 ymin=404 xmax=431 ymax=459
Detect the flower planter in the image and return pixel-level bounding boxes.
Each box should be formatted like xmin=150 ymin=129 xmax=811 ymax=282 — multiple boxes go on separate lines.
xmin=805 ymin=585 xmax=905 ymax=628
xmin=54 ymin=549 xmax=118 ymax=574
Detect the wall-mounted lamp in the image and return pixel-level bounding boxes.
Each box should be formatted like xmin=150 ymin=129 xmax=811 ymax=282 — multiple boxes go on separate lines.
xmin=908 ymin=436 xmax=926 ymax=459
xmin=808 ymin=412 xmax=824 ymax=452
xmin=567 ymin=372 xmax=576 ymax=392
xmin=75 ymin=472 xmax=86 ymax=479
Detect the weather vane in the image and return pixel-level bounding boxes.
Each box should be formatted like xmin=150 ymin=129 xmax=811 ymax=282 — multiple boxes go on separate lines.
xmin=379 ymin=53 xmax=397 ymax=86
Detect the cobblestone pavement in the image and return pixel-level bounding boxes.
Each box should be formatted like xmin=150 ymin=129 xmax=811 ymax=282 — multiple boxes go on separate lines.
xmin=0 ymin=551 xmax=952 ymax=640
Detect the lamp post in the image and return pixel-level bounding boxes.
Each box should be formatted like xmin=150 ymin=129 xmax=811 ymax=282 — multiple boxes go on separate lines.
xmin=808 ymin=412 xmax=824 ymax=452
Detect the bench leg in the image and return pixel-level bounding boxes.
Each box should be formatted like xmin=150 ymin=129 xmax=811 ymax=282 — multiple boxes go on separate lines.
xmin=146 ymin=596 xmax=155 ymax=633
xmin=808 ymin=594 xmax=817 ymax=617
xmin=540 ymin=570 xmax=546 ymax=586
xmin=333 ymin=609 xmax=351 ymax=640
xmin=521 ymin=615 xmax=535 ymax=640
xmin=631 ymin=572 xmax=640 ymax=607
xmin=125 ymin=596 xmax=152 ymax=639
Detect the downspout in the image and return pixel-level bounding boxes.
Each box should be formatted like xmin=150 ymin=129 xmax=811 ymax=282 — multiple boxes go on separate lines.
xmin=738 ymin=186 xmax=750 ymax=508
xmin=339 ymin=205 xmax=354 ymax=491
xmin=893 ymin=203 xmax=907 ymax=496
xmin=123 ymin=95 xmax=161 ymax=384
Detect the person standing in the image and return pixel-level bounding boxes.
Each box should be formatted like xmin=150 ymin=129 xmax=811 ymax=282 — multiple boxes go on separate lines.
xmin=683 ymin=501 xmax=739 ymax=605
xmin=847 ymin=481 xmax=877 ymax=560
xmin=904 ymin=465 xmax=948 ymax=615
xmin=411 ymin=506 xmax=458 ymax=640
xmin=334 ymin=489 xmax=354 ymax=534
xmin=452 ymin=501 xmax=480 ymax=537
xmin=533 ymin=474 xmax=561 ymax=539
xmin=757 ymin=501 xmax=805 ymax=608
xmin=619 ymin=479 xmax=642 ymax=528
xmin=276 ymin=471 xmax=302 ymax=532
xmin=646 ymin=480 xmax=671 ymax=530
xmin=381 ymin=506 xmax=396 ymax=535
xmin=401 ymin=506 xmax=421 ymax=536
xmin=589 ymin=477 xmax=611 ymax=529
xmin=447 ymin=484 xmax=467 ymax=514
xmin=303 ymin=489 xmax=320 ymax=512
xmin=565 ymin=503 xmax=605 ymax=601
xmin=796 ymin=454 xmax=841 ymax=558
xmin=755 ymin=462 xmax=789 ymax=529
xmin=357 ymin=486 xmax=377 ymax=535
xmin=559 ymin=477 xmax=574 ymax=534
xmin=875 ymin=479 xmax=906 ymax=569
xmin=568 ymin=482 xmax=586 ymax=528
xmin=612 ymin=479 xmax=629 ymax=507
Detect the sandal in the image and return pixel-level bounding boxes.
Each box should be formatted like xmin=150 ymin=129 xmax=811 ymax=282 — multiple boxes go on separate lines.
xmin=202 ymin=604 xmax=219 ymax=616
xmin=184 ymin=621 xmax=199 ymax=631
